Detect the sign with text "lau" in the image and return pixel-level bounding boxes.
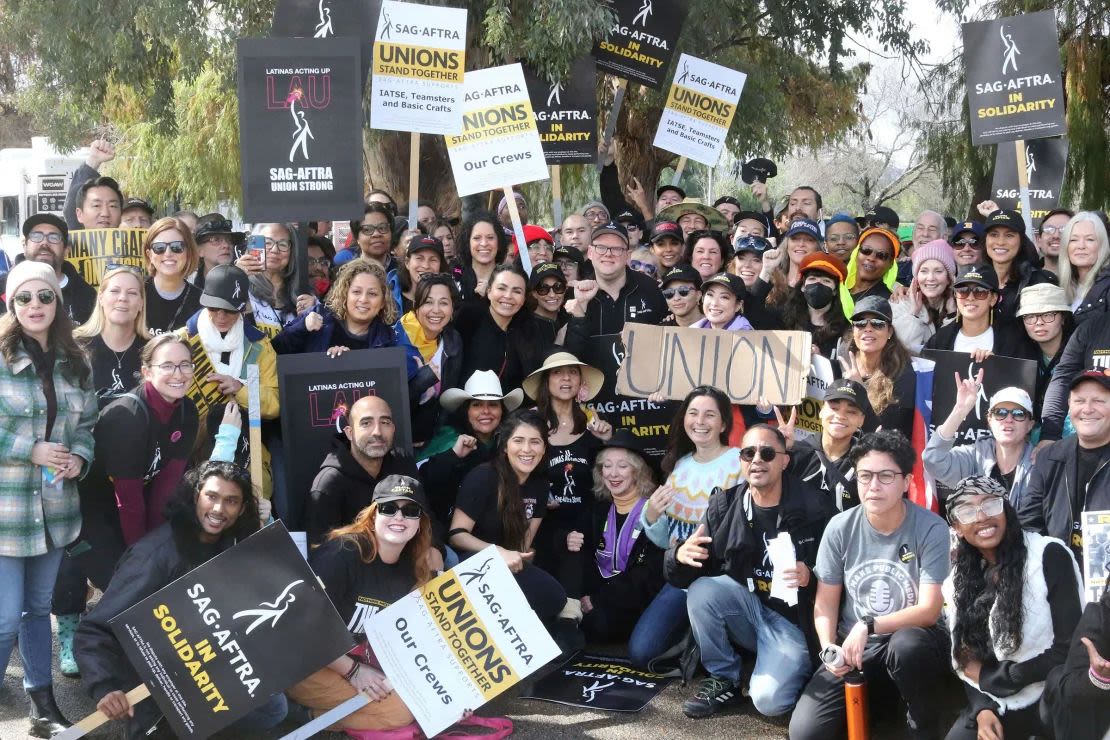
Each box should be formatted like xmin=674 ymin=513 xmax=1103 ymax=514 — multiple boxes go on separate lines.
xmin=652 ymin=53 xmax=746 ymax=166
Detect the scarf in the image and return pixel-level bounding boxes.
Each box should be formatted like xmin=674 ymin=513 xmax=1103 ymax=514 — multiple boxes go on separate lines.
xmin=197 ymin=309 xmax=245 ymax=377
xmin=596 ymin=497 xmax=648 ymax=579
xmin=400 ymin=310 xmax=439 ymax=362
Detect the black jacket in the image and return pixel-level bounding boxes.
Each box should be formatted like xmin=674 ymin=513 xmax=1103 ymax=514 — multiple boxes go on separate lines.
xmin=419 ymin=438 xmax=495 ymax=528
xmin=1041 ymin=592 xmax=1110 ymax=740
xmin=563 ymin=268 xmax=667 ymax=356
xmin=583 ymin=503 xmax=666 ymax=623
xmin=409 ymin=326 xmax=464 ymax=447
xmin=1072 ymin=265 xmax=1110 ymax=328
xmin=924 ymin=318 xmax=1039 ymax=361
xmin=1040 ymin=314 xmax=1110 ymax=440
xmin=454 ymin=302 xmax=548 ymax=394
xmin=1017 ymin=435 xmax=1110 ymax=550
xmin=789 ymin=441 xmax=859 ymax=512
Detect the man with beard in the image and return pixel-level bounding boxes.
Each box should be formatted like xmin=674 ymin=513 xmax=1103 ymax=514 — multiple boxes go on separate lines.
xmin=0 ymin=214 xmax=96 ymax=322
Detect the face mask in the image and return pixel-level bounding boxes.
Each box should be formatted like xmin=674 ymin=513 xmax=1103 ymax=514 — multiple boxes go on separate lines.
xmin=803 ymin=283 xmax=835 ymax=309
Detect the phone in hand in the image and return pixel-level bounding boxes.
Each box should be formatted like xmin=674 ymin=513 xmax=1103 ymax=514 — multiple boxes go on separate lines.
xmin=246 ymin=234 xmax=266 ymax=262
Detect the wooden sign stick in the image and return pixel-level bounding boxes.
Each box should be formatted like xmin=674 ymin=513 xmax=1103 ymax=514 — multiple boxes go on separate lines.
xmin=503 ymin=185 xmax=531 ymax=275
xmin=551 ymin=164 xmax=563 ymax=229
xmin=670 ymin=156 xmax=687 ymax=187
xmin=597 ymin=78 xmax=628 ymax=173
xmin=247 ymin=364 xmax=265 ymax=508
xmin=408 ymin=132 xmax=421 ymax=230
xmin=54 ymin=684 xmax=151 ymax=740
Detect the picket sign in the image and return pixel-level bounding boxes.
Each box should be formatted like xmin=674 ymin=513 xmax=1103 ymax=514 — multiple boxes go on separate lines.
xmin=504 ymin=185 xmax=532 ymax=274
xmin=597 ymin=78 xmax=628 ymax=173
xmin=670 ymin=156 xmax=687 ymax=186
xmin=54 ymin=684 xmax=151 ymax=740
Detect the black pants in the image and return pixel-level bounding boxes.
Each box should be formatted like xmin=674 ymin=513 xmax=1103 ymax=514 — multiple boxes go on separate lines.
xmin=531 ymin=520 xmax=585 ymax=598
xmin=944 ymin=702 xmax=1045 ymax=740
xmin=514 ymin=563 xmax=568 ymax=621
xmin=789 ymin=625 xmax=951 ymax=740
xmin=52 ymin=509 xmax=124 ymax=615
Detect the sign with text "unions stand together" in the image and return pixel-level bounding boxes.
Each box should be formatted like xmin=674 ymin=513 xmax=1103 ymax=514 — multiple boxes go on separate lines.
xmin=652 ymin=53 xmax=746 ymax=167
xmin=592 ymin=0 xmax=689 ymax=89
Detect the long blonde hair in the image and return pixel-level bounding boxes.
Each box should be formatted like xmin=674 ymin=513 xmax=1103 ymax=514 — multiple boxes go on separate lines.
xmin=74 ymin=267 xmax=152 ymax=341
xmin=1056 ymin=211 xmax=1110 ymax=303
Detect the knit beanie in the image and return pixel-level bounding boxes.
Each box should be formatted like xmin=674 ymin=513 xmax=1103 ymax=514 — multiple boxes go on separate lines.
xmin=5 ymin=260 xmax=63 ymax=312
xmin=911 ymin=238 xmax=957 ymax=278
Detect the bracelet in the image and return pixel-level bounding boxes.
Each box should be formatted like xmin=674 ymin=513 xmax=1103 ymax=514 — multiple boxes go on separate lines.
xmin=343 ymin=659 xmax=361 ymax=683
xmin=1090 ymin=667 xmax=1110 ymax=691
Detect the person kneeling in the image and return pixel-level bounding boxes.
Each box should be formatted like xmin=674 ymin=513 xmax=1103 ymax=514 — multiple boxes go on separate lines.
xmin=666 ymin=425 xmax=835 ymax=718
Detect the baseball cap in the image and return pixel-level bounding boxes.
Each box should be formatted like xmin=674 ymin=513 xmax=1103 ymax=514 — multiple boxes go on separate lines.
xmin=199 ymin=264 xmax=250 ymax=312
xmin=734 ymin=211 xmax=770 ymax=230
xmin=950 ymin=221 xmax=985 ymax=242
xmin=850 ymin=295 xmax=893 ymax=322
xmin=122 ymin=197 xmax=154 ymax=216
xmin=865 ymin=205 xmax=900 ymax=229
xmin=1069 ymin=369 xmax=1110 ymax=393
xmin=700 ymin=272 xmax=746 ymax=299
xmin=649 ymin=221 xmax=684 ymax=243
xmin=784 ymin=219 xmax=823 ymax=241
xmin=660 ymin=263 xmax=701 ymax=288
xmin=528 ymin=261 xmax=566 ymax=289
xmin=799 ymin=252 xmax=847 ymax=283
xmin=372 ymin=474 xmax=430 ymax=517
xmin=988 ymin=387 xmax=1033 ymax=414
xmin=512 ymin=224 xmax=554 ymax=248
xmin=656 ymin=184 xmax=686 ymax=200
xmin=553 ymin=244 xmax=584 ymax=265
xmin=407 ymin=235 xmax=445 ymax=259
xmin=954 ymin=264 xmax=1000 ymax=292
xmin=22 ymin=213 xmax=69 ymax=244
xmin=984 ymin=209 xmax=1025 ymax=234
xmin=823 ymin=378 xmax=873 ymax=417
xmin=591 ymin=220 xmax=629 ymax=245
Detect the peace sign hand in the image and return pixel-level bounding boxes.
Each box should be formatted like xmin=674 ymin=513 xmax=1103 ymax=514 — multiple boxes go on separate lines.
xmin=772 ymin=403 xmax=798 ymax=449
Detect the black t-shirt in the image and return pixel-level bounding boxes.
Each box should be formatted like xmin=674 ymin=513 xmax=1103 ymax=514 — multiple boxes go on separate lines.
xmin=1074 ymin=443 xmax=1110 ymax=558
xmin=145 ymin=279 xmax=202 ymax=334
xmin=455 ymin=463 xmax=547 ymax=549
xmin=310 ymin=537 xmax=418 ymax=644
xmin=543 ymin=432 xmax=602 ymax=531
xmin=990 ymin=462 xmax=1017 ymax=495
xmin=84 ymin=335 xmax=144 ymax=410
xmin=748 ymin=503 xmax=796 ymax=621
xmin=329 ymin=321 xmax=372 ymax=351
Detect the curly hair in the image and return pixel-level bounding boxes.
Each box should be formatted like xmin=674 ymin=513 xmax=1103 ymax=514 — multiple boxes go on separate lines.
xmin=846 ymin=321 xmax=911 ymax=416
xmin=326 ymin=502 xmax=433 ymax=588
xmin=166 ymin=460 xmax=260 ymax=542
xmin=491 ymin=409 xmax=548 ymax=551
xmin=325 ymin=258 xmax=398 ymax=325
xmin=591 ymin=447 xmax=656 ymax=502
xmin=661 ymin=385 xmax=733 ymax=476
xmin=457 ymin=211 xmax=509 ymax=268
xmin=848 ymin=429 xmax=915 ymax=473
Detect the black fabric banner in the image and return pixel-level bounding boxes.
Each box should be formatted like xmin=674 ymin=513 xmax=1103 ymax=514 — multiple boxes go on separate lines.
xmin=962 ymin=10 xmax=1065 ymax=145
xmin=237 ymin=37 xmax=365 ymax=222
xmin=921 ymin=350 xmax=1037 ymax=444
xmin=591 ymin=0 xmax=688 ymax=89
xmin=521 ymin=652 xmax=672 ymax=712
xmin=523 ymin=57 xmax=598 ymax=165
xmin=991 ymin=136 xmax=1068 ymax=224
xmin=109 ymin=523 xmax=352 ymax=738
xmin=271 ymin=0 xmax=380 ymax=86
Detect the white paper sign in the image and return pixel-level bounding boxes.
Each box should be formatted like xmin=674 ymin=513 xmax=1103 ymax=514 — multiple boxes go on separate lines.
xmin=364 ymin=546 xmax=559 ymax=736
xmin=445 ymin=64 xmax=550 ymax=196
xmin=768 ymin=532 xmax=798 ymax=607
xmin=652 ymin=54 xmax=746 ymax=166
xmin=370 ymin=0 xmax=468 ymax=134
xmin=795 ymin=355 xmax=836 ymax=446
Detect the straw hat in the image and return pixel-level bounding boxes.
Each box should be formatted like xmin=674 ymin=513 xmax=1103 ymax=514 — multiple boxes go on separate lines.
xmin=522 ymin=351 xmax=604 ymax=401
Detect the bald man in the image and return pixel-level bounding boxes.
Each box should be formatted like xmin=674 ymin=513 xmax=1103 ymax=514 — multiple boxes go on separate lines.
xmin=560 ymin=213 xmax=592 ymax=251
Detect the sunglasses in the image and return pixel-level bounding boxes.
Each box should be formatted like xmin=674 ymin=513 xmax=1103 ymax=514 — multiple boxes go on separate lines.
xmin=27 ymin=230 xmax=64 ymax=245
xmin=852 ymin=318 xmax=888 ymax=330
xmin=631 ymin=260 xmax=658 ymax=276
xmin=662 ymin=286 xmax=696 ymax=299
xmin=533 ymin=282 xmax=566 ymax=296
xmin=150 ymin=240 xmax=186 ymax=255
xmin=953 ymin=237 xmax=979 ymax=248
xmin=955 ymin=285 xmax=992 ymax=300
xmin=13 ymin=289 xmax=56 ymax=306
xmin=857 ymin=246 xmax=891 ymax=261
xmin=378 ymin=501 xmax=422 ymax=520
xmin=951 ymin=496 xmax=1004 ymax=526
xmin=990 ymin=407 xmax=1030 ymax=422
xmin=739 ymin=445 xmax=784 ymax=462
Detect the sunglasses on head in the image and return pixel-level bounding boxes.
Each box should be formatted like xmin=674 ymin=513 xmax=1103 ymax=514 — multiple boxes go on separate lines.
xmin=13 ymin=289 xmax=56 ymax=307
xmin=739 ymin=445 xmax=784 ymax=462
xmin=955 ymin=285 xmax=992 ymax=300
xmin=533 ymin=282 xmax=566 ymax=296
xmin=662 ymin=285 xmax=695 ymax=299
xmin=150 ymin=240 xmax=186 ymax=255
xmin=990 ymin=407 xmax=1030 ymax=422
xmin=851 ymin=317 xmax=888 ymax=330
xmin=857 ymin=246 xmax=891 ymax=261
xmin=377 ymin=500 xmax=422 ymax=519
xmin=630 ymin=260 xmax=658 ymax=276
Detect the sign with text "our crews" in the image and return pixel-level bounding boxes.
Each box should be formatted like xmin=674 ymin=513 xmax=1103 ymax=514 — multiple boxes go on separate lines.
xmin=652 ymin=53 xmax=746 ymax=166
xmin=370 ymin=0 xmax=468 ymax=135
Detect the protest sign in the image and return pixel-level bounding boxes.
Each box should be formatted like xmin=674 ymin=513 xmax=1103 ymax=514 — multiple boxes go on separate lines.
xmin=920 ymin=350 xmax=1037 ymax=444
xmin=521 ymin=653 xmax=672 ymax=711
xmin=794 ymin=355 xmax=835 ymax=446
xmin=66 ymin=228 xmax=145 ymax=288
xmin=1081 ymin=510 xmax=1110 ymax=605
xmin=962 ymin=10 xmax=1065 ymax=145
xmin=445 ymin=64 xmax=549 ymax=197
xmin=652 ymin=54 xmax=746 ymax=167
xmin=108 ymin=522 xmax=352 ymax=738
xmin=364 ymin=546 xmax=560 ymax=737
xmin=592 ymin=0 xmax=689 ymax=89
xmin=523 ymin=57 xmax=598 ymax=165
xmin=369 ymin=0 xmax=468 ymax=134
xmin=277 ymin=347 xmax=411 ymax=527
xmin=615 ymin=324 xmax=812 ymax=405
xmin=237 ymin=37 xmax=364 ymax=222
xmin=991 ymin=135 xmax=1068 ymax=223
xmin=271 ymin=0 xmax=380 ymax=85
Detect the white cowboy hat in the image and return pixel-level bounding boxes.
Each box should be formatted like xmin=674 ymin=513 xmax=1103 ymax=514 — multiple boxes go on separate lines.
xmin=440 ymin=370 xmax=524 ymax=413
xmin=522 ymin=351 xmax=605 ymax=402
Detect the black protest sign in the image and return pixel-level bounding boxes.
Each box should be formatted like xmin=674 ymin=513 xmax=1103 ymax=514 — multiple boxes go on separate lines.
xmin=991 ymin=136 xmax=1068 ymax=223
xmin=520 ymin=652 xmax=672 ymax=711
xmin=109 ymin=523 xmax=352 ymax=738
xmin=523 ymin=57 xmax=598 ymax=165
xmin=271 ymin=0 xmax=380 ymax=85
xmin=962 ymin=10 xmax=1065 ymax=145
xmin=592 ymin=0 xmax=689 ymax=89
xmin=921 ymin=349 xmax=1037 ymax=444
xmin=277 ymin=348 xmax=412 ymax=512
xmin=66 ymin=228 xmax=146 ymax=288
xmin=237 ymin=37 xmax=364 ymax=222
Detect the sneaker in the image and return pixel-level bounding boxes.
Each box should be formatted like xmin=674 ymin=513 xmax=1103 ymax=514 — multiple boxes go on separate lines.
xmin=682 ymin=675 xmax=739 ymax=718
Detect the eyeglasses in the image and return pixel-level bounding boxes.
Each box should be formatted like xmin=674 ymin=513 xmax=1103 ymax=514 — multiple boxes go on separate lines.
xmin=857 ymin=246 xmax=891 ymax=261
xmin=856 ymin=469 xmax=902 ymax=485
xmin=739 ymin=445 xmax=784 ymax=462
xmin=265 ymin=238 xmax=292 ymax=253
xmin=150 ymin=240 xmax=186 ymax=255
xmin=662 ymin=286 xmax=696 ymax=299
xmin=151 ymin=361 xmax=195 ymax=376
xmin=1038 ymin=225 xmax=1062 ymax=236
xmin=377 ymin=501 xmax=422 ymax=519
xmin=308 ymin=257 xmax=331 ymax=267
xmin=990 ymin=407 xmax=1030 ymax=422
xmin=953 ymin=238 xmax=979 ymax=248
xmin=27 ymin=231 xmax=64 ymax=245
xmin=630 ymin=260 xmax=658 ymax=276
xmin=591 ymin=243 xmax=629 ymax=256
xmin=13 ymin=289 xmax=56 ymax=306
xmin=533 ymin=282 xmax=566 ymax=296
xmin=951 ymin=496 xmax=1004 ymax=525
xmin=852 ymin=318 xmax=888 ymax=330
xmin=1022 ymin=312 xmax=1060 ymax=326
xmin=955 ymin=285 xmax=992 ymax=300
xmin=359 ymin=223 xmax=391 ymax=236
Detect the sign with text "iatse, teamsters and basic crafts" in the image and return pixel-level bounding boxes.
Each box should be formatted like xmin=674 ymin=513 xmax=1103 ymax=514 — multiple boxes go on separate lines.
xmin=592 ymin=0 xmax=689 ymax=89
xmin=370 ymin=0 xmax=468 ymax=134
xmin=652 ymin=53 xmax=746 ymax=166
xmin=523 ymin=57 xmax=598 ymax=165
xmin=237 ymin=37 xmax=365 ymax=222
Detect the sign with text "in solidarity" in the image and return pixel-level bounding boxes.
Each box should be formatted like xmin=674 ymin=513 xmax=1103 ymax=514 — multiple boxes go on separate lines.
xmin=445 ymin=64 xmax=549 ymax=196
xmin=592 ymin=0 xmax=689 ymax=89
xmin=962 ymin=10 xmax=1065 ymax=145
xmin=109 ymin=523 xmax=352 ymax=738
xmin=370 ymin=0 xmax=468 ymax=134
xmin=523 ymin=56 xmax=598 ymax=165
xmin=991 ymin=135 xmax=1068 ymax=223
xmin=365 ymin=546 xmax=560 ymax=737
xmin=653 ymin=54 xmax=746 ymax=166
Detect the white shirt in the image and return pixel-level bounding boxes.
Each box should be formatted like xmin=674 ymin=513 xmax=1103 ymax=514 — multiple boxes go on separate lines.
xmin=953 ymin=327 xmax=994 ymax=353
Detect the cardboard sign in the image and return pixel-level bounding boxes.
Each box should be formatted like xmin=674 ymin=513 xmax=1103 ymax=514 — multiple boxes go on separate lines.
xmin=236 ymin=37 xmax=365 ymax=222
xmin=271 ymin=0 xmax=380 ymax=85
xmin=1081 ymin=510 xmax=1110 ymax=605
xmin=592 ymin=0 xmax=689 ymax=89
xmin=652 ymin=54 xmax=746 ymax=166
xmin=109 ymin=523 xmax=352 ymax=738
xmin=523 ymin=57 xmax=598 ymax=165
xmin=921 ymin=350 xmax=1037 ymax=444
xmin=277 ymin=347 xmax=412 ymax=527
xmin=445 ymin=64 xmax=549 ymax=196
xmin=521 ymin=652 xmax=672 ymax=711
xmin=962 ymin=10 xmax=1066 ymax=145
xmin=369 ymin=0 xmax=468 ymax=134
xmin=66 ymin=228 xmax=146 ymax=288
xmin=364 ymin=547 xmax=560 ymax=737
xmin=992 ymin=135 xmax=1068 ymax=223
xmin=615 ymin=324 xmax=812 ymax=405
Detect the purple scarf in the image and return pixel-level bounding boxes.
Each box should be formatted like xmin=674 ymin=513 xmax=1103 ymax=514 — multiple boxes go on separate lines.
xmin=596 ymin=498 xmax=648 ymax=579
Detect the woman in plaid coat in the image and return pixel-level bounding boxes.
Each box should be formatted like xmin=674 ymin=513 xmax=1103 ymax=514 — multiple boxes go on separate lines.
xmin=0 ymin=259 xmax=97 ymax=737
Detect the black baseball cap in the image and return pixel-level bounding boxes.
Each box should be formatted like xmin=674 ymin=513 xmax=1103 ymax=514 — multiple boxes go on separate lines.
xmin=22 ymin=213 xmax=69 ymax=244
xmin=1070 ymin=369 xmax=1110 ymax=393
xmin=865 ymin=205 xmax=900 ymax=229
xmin=656 ymin=184 xmax=686 ymax=200
xmin=591 ymin=220 xmax=629 ymax=244
xmin=954 ymin=264 xmax=1000 ymax=292
xmin=984 ymin=209 xmax=1025 ymax=235
xmin=649 ymin=221 xmax=683 ymax=243
xmin=122 ymin=197 xmax=154 ymax=216
xmin=659 ymin=263 xmax=701 ymax=288
xmin=199 ymin=264 xmax=250 ymax=312
xmin=700 ymin=272 xmax=747 ymax=300
xmin=372 ymin=474 xmax=429 ymax=516
xmin=823 ymin=378 xmax=873 ymax=417
xmin=528 ymin=261 xmax=566 ymax=289
xmin=850 ymin=295 xmax=893 ymax=322
xmin=553 ymin=244 xmax=584 ymax=265
xmin=734 ymin=211 xmax=770 ymax=230
xmin=407 ymin=235 xmax=445 ymax=260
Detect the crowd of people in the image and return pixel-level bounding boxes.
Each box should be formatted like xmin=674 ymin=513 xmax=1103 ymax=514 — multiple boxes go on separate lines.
xmin=0 ymin=138 xmax=1109 ymax=740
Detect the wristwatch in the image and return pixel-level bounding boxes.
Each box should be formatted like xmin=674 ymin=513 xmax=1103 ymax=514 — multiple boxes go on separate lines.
xmin=863 ymin=615 xmax=876 ymax=635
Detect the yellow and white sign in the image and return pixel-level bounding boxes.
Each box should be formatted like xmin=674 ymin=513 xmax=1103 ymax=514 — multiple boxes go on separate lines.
xmin=370 ymin=0 xmax=468 ymax=134
xmin=365 ymin=547 xmax=559 ymax=737
xmin=445 ymin=64 xmax=550 ymax=196
xmin=652 ymin=54 xmax=746 ymax=166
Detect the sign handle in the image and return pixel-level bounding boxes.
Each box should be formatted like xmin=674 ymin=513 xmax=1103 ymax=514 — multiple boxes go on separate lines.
xmin=1013 ymin=139 xmax=1035 ymax=241
xmin=551 ymin=165 xmax=563 ymax=229
xmin=670 ymin=156 xmax=687 ymax=187
xmin=247 ymin=365 xmax=265 ymax=507
xmin=503 ymin=185 xmax=531 ymax=275
xmin=55 ymin=684 xmax=151 ymax=740
xmin=408 ymin=132 xmax=420 ymax=230
xmin=597 ymin=78 xmax=629 ymax=173
xmin=278 ymin=693 xmax=370 ymax=740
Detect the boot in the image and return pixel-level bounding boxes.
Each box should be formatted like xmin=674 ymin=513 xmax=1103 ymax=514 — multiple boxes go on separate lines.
xmin=28 ymin=685 xmax=71 ymax=738
xmin=55 ymin=613 xmax=80 ymax=678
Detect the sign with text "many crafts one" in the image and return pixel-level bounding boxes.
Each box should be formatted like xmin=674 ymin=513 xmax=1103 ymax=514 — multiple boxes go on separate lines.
xmin=653 ymin=54 xmax=746 ymax=166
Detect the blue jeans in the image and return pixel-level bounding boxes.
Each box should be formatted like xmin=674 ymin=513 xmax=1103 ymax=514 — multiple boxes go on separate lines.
xmin=0 ymin=548 xmax=65 ymax=690
xmin=628 ymin=583 xmax=689 ymax=668
xmin=687 ymin=575 xmax=810 ymax=717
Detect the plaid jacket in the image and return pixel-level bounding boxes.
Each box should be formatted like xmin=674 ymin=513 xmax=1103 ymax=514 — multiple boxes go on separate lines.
xmin=0 ymin=347 xmax=97 ymax=557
